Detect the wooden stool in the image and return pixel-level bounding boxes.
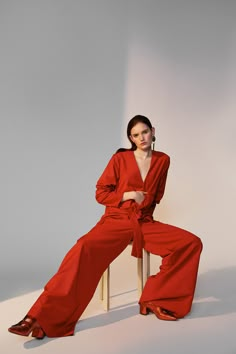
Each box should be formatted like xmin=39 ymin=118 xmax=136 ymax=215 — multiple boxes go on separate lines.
xmin=99 ymin=247 xmax=150 ymax=311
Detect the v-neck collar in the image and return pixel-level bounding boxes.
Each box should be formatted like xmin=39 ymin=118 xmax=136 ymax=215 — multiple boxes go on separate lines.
xmin=131 ymin=150 xmax=153 ymax=184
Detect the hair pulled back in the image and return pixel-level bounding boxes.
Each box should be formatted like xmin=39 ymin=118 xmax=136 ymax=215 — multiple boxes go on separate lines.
xmin=116 ymin=115 xmax=153 ymax=153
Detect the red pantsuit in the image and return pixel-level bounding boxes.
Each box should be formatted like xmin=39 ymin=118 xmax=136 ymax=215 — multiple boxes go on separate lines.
xmin=27 ymin=151 xmax=202 ymax=337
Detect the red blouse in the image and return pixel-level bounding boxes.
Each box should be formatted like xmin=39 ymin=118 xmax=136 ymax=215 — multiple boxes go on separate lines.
xmin=95 ymin=150 xmax=170 ymax=257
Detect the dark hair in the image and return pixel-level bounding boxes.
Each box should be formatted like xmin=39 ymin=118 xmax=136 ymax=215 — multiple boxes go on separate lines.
xmin=116 ymin=115 xmax=153 ymax=153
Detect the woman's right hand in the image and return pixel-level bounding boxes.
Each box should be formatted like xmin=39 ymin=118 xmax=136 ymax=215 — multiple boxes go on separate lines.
xmin=122 ymin=191 xmax=147 ymax=204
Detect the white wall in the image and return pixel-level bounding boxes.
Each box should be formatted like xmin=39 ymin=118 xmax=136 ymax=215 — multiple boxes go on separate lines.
xmin=1 ymin=0 xmax=236 ymax=301
xmin=122 ymin=0 xmax=236 ymax=274
xmin=0 ymin=0 xmax=129 ymax=299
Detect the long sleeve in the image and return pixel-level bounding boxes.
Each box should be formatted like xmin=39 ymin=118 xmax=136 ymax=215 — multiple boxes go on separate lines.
xmin=155 ymin=155 xmax=170 ymax=204
xmin=95 ymin=154 xmax=124 ymax=207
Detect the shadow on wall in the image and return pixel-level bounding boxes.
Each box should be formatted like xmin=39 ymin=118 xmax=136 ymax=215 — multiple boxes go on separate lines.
xmin=0 ymin=270 xmax=51 ymax=302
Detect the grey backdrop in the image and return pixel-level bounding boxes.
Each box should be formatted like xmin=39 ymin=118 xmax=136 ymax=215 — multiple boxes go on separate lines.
xmin=1 ymin=0 xmax=236 ymax=301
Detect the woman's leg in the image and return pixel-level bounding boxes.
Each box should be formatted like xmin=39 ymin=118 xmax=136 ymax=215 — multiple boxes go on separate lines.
xmin=140 ymin=221 xmax=203 ymax=318
xmin=19 ymin=219 xmax=133 ymax=337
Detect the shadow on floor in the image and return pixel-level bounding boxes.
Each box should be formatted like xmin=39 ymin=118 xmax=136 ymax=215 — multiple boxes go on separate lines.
xmin=23 ymin=302 xmax=139 ymax=349
xmin=22 ymin=266 xmax=236 ymax=348
xmin=188 ymin=266 xmax=236 ymax=318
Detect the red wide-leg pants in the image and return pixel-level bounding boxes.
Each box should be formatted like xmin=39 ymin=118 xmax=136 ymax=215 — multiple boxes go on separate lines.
xmin=28 ymin=218 xmax=202 ymax=337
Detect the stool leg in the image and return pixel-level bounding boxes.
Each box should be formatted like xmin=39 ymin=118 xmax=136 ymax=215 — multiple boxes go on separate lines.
xmin=137 ymin=257 xmax=143 ymax=296
xmin=100 ymin=247 xmax=151 ymax=310
xmin=99 ymin=273 xmax=104 ymax=301
xmin=143 ymin=249 xmax=150 ymax=284
xmin=137 ymin=250 xmax=151 ymax=296
xmin=102 ymin=267 xmax=110 ymax=311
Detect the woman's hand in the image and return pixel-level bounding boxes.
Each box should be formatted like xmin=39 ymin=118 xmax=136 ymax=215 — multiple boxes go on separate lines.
xmin=122 ymin=191 xmax=147 ymax=204
xmin=133 ymin=191 xmax=147 ymax=204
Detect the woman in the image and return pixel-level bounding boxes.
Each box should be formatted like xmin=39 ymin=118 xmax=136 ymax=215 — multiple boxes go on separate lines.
xmin=8 ymin=115 xmax=202 ymax=339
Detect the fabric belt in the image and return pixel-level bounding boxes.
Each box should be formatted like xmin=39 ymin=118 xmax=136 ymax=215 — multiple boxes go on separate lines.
xmin=128 ymin=208 xmax=144 ymax=258
xmin=105 ymin=204 xmax=153 ymax=258
xmin=103 ymin=205 xmax=153 ymax=259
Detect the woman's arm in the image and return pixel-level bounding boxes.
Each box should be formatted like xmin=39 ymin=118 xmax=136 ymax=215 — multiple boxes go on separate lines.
xmin=155 ymin=156 xmax=170 ymax=204
xmin=95 ymin=154 xmax=123 ymax=207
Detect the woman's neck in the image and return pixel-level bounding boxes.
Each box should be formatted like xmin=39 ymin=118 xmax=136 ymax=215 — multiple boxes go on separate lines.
xmin=134 ymin=148 xmax=152 ymax=160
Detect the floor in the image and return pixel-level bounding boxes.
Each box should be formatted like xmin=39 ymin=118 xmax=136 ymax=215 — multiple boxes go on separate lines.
xmin=1 ymin=249 xmax=236 ymax=354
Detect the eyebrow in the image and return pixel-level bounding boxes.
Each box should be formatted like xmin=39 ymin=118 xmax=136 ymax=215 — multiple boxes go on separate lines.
xmin=132 ymin=129 xmax=149 ymax=136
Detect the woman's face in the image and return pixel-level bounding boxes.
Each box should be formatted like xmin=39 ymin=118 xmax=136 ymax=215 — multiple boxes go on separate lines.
xmin=130 ymin=122 xmax=154 ymax=151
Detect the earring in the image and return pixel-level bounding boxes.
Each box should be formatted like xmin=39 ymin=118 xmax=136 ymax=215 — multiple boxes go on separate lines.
xmin=152 ymin=136 xmax=156 ymax=150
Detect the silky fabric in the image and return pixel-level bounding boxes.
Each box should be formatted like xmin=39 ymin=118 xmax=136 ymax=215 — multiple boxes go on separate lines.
xmin=27 ymin=151 xmax=202 ymax=337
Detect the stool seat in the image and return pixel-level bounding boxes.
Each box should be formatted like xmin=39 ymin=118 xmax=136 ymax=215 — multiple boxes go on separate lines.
xmin=99 ymin=245 xmax=150 ymax=311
